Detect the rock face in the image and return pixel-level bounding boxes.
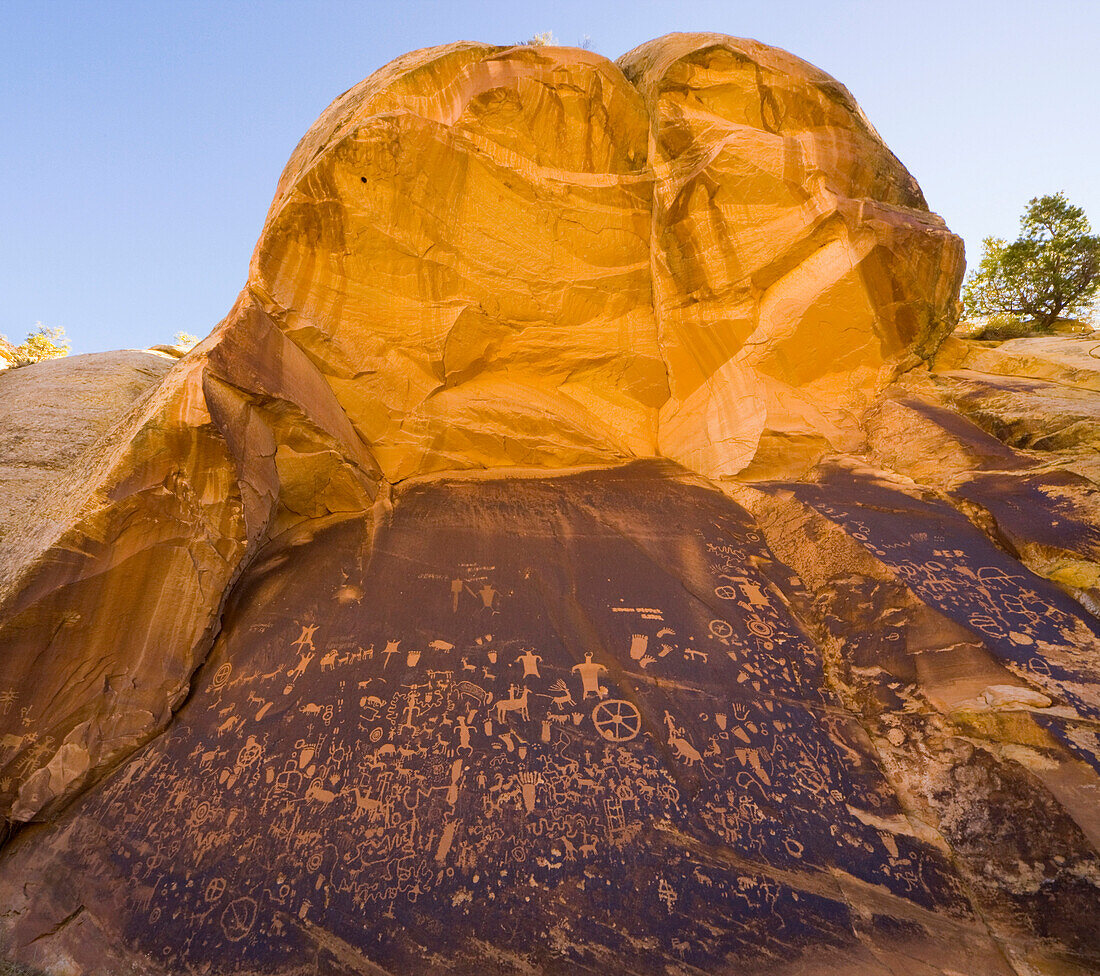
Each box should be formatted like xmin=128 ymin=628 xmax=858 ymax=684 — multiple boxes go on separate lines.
xmin=1 ymin=34 xmax=1098 ymax=976
xmin=0 ymin=351 xmax=175 ymax=560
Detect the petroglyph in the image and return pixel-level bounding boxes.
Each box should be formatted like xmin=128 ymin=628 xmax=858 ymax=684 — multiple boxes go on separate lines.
xmin=3 ymin=464 xmax=1094 ymax=974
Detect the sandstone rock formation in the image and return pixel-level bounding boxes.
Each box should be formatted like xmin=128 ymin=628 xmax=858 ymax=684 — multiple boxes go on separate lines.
xmin=1 ymin=33 xmax=1098 ymax=976
xmin=0 ymin=351 xmax=175 ymax=559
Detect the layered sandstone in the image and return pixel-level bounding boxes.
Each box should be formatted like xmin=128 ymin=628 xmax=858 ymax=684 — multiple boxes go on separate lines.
xmin=1 ymin=33 xmax=1098 ymax=976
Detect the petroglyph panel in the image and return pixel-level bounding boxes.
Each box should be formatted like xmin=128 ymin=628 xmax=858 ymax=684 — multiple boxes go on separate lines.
xmin=0 ymin=463 xmax=1032 ymax=975
xmin=775 ymin=469 xmax=1100 ymax=720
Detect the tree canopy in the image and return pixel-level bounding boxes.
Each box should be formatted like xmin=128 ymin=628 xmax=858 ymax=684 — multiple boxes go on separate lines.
xmin=2 ymin=325 xmax=70 ymax=367
xmin=962 ymin=193 xmax=1100 ymax=332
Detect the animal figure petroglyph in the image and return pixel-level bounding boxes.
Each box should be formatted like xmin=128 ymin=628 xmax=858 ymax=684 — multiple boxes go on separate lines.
xmin=305 ymin=779 xmax=337 ymax=805
xmin=456 ymin=681 xmax=493 ymax=707
xmin=670 ymin=734 xmax=702 ymax=766
xmin=548 ymin=679 xmax=574 ymax=709
xmin=664 ymin=711 xmax=702 ymax=766
xmin=350 ymin=786 xmax=390 ymax=824
xmin=495 ymin=685 xmax=530 ymax=723
xmin=319 ymin=650 xmax=339 ymax=671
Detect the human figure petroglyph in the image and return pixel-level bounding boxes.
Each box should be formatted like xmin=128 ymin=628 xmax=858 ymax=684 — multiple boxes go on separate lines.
xmin=571 ymin=653 xmax=608 ymax=700
xmin=468 ymin=582 xmax=499 ymax=612
xmin=399 ymin=689 xmax=422 ymax=732
xmin=287 ymin=651 xmax=314 ymax=682
xmin=292 ymin=624 xmax=318 ymax=654
xmin=454 ymin=714 xmax=473 ymax=753
xmin=515 ymin=649 xmax=542 ymax=678
xmin=657 ymin=877 xmax=678 ymax=912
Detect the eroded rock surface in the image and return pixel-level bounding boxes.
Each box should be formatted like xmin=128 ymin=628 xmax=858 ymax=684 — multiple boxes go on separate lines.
xmin=0 ymin=351 xmax=174 ymax=558
xmin=1 ymin=33 xmax=1098 ymax=976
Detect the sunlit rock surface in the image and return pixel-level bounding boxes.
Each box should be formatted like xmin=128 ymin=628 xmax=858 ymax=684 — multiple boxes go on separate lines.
xmin=0 ymin=351 xmax=174 ymax=560
xmin=2 ymin=33 xmax=1099 ymax=976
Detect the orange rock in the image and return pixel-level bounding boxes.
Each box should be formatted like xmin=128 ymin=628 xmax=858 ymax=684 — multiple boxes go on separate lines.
xmin=3 ymin=36 xmax=1100 ymax=976
xmin=0 ymin=35 xmax=961 ymax=821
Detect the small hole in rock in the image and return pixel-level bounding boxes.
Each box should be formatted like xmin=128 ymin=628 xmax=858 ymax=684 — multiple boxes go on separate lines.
xmin=360 ymin=177 xmax=367 ymax=183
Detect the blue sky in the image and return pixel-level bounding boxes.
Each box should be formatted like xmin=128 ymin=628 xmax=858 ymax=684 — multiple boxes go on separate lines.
xmin=3 ymin=0 xmax=1098 ymax=353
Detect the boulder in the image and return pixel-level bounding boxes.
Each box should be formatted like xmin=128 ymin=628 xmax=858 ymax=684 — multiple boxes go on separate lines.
xmin=1 ymin=34 xmax=1098 ymax=976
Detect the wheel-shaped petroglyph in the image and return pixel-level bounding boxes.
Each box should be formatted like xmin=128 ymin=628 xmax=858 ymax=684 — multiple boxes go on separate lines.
xmin=236 ymin=737 xmax=263 ymax=767
xmin=708 ymin=619 xmax=733 ymax=640
xmin=591 ymin=699 xmax=641 ymax=742
xmin=212 ymin=662 xmax=232 ymax=689
xmin=204 ymin=877 xmax=226 ymax=903
xmin=747 ymin=618 xmax=774 ymax=639
xmin=714 ymin=585 xmax=739 ymax=600
xmin=220 ymin=896 xmax=257 ymax=941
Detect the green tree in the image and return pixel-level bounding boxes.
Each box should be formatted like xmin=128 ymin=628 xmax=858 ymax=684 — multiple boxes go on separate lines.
xmin=962 ymin=193 xmax=1100 ymax=332
xmin=4 ymin=325 xmax=71 ymax=366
